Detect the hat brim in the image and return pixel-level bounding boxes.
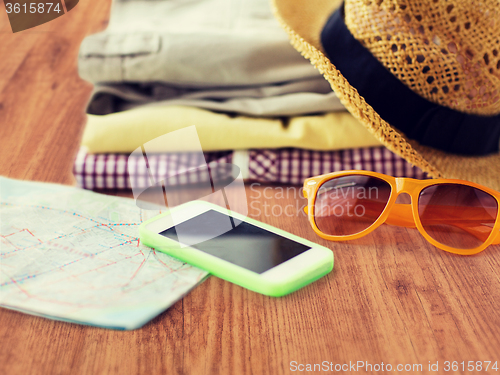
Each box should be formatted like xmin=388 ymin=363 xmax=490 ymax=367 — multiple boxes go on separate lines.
xmin=272 ymin=0 xmax=500 ymax=191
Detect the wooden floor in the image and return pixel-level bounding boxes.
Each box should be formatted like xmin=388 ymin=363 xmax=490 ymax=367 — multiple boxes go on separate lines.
xmin=1 ymin=1 xmax=500 ymax=374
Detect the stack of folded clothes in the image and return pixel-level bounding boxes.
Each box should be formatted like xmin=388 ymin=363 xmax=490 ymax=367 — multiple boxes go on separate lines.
xmin=74 ymin=0 xmax=428 ymax=189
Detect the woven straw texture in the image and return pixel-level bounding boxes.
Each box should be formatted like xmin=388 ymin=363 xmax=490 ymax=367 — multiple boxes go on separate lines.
xmin=272 ymin=0 xmax=500 ymax=191
xmin=345 ymin=0 xmax=500 ymax=115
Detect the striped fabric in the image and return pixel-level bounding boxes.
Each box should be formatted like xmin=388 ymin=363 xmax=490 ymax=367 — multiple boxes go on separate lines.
xmin=73 ymin=147 xmax=429 ymax=190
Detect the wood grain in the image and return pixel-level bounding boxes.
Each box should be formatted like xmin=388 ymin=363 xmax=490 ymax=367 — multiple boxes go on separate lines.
xmin=1 ymin=1 xmax=500 ymax=374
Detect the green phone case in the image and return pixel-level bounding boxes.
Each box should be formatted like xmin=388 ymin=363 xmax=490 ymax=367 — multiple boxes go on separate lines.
xmin=139 ymin=201 xmax=333 ymax=297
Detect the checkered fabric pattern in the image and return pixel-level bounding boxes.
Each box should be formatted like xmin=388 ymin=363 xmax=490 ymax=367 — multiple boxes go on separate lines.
xmin=249 ymin=147 xmax=429 ymax=184
xmin=73 ymin=147 xmax=429 ymax=190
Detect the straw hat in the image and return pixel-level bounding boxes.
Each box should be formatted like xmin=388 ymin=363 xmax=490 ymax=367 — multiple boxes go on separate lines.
xmin=272 ymin=0 xmax=500 ymax=191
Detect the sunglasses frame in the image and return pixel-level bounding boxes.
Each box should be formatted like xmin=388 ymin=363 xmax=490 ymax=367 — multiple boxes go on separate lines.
xmin=303 ymin=170 xmax=500 ymax=255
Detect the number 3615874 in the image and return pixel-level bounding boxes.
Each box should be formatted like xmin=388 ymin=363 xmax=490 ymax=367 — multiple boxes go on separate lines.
xmin=5 ymin=3 xmax=62 ymax=14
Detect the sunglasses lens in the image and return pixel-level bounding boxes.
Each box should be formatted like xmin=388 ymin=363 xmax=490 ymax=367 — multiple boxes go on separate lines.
xmin=418 ymin=184 xmax=498 ymax=250
xmin=314 ymin=175 xmax=392 ymax=236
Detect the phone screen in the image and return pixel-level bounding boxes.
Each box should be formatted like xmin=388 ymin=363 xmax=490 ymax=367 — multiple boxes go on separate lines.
xmin=159 ymin=209 xmax=311 ymax=274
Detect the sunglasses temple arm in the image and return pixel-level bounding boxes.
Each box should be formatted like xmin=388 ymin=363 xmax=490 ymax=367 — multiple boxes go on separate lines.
xmin=383 ymin=204 xmax=500 ymax=244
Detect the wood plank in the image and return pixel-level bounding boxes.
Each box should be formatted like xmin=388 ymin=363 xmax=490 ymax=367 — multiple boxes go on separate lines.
xmin=0 ymin=0 xmax=109 ymax=183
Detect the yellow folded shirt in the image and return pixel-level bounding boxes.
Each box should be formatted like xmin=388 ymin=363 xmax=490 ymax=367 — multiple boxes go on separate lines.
xmin=81 ymin=105 xmax=381 ymax=153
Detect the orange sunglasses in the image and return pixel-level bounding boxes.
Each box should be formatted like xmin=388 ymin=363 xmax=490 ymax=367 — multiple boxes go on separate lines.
xmin=302 ymin=170 xmax=500 ymax=255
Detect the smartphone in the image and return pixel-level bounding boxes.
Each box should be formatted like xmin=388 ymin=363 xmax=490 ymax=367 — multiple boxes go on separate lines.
xmin=139 ymin=201 xmax=333 ymax=297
